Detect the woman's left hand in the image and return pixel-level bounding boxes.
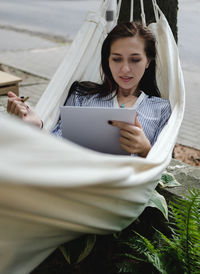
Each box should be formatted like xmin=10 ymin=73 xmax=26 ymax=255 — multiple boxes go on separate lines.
xmin=111 ymin=115 xmax=151 ymax=157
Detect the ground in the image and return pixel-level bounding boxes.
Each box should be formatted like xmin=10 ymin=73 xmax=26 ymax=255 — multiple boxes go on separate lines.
xmin=174 ymin=144 xmax=200 ymax=167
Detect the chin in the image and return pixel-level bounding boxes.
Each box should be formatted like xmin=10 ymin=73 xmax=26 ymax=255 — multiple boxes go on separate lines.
xmin=119 ymin=83 xmax=135 ymax=90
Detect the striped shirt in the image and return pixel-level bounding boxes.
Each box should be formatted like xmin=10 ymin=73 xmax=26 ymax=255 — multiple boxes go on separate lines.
xmin=52 ymin=90 xmax=171 ymax=147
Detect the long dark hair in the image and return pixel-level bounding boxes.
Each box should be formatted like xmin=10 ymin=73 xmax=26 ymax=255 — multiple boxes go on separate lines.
xmin=69 ymin=21 xmax=160 ymax=98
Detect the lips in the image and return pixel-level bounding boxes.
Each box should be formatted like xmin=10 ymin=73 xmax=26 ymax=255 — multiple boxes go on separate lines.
xmin=119 ymin=76 xmax=133 ymax=82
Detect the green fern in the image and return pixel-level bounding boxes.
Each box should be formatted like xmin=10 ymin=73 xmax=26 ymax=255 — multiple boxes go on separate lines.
xmin=169 ymin=188 xmax=200 ymax=274
xmin=119 ymin=232 xmax=170 ymax=274
xmin=117 ymin=188 xmax=200 ymax=274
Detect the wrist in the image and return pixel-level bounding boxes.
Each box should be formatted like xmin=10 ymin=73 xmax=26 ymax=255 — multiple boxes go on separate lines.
xmin=139 ymin=142 xmax=151 ymax=157
xmin=35 ymin=119 xmax=43 ymax=129
xmin=40 ymin=120 xmax=44 ymax=129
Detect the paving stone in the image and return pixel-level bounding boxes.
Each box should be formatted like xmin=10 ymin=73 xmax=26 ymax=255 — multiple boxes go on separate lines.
xmin=176 ymin=69 xmax=200 ymax=150
xmin=0 ymin=28 xmax=58 ymax=52
xmin=19 ymin=83 xmax=48 ymax=107
xmin=0 ymin=64 xmax=48 ymax=85
xmin=0 ymin=45 xmax=70 ymax=79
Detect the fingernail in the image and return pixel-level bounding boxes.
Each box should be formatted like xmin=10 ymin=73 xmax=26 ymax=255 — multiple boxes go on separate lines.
xmin=108 ymin=120 xmax=113 ymax=125
xmin=20 ymin=96 xmax=24 ymax=99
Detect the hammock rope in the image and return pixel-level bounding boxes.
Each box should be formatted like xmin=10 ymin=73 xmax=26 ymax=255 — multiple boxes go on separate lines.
xmin=130 ymin=0 xmax=134 ymax=22
xmin=140 ymin=0 xmax=146 ymax=26
xmin=152 ymin=0 xmax=160 ymax=22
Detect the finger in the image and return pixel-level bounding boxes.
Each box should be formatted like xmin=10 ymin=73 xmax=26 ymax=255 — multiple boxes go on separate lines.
xmin=16 ymin=102 xmax=29 ymax=116
xmin=112 ymin=121 xmax=140 ymax=134
xmin=18 ymin=106 xmax=29 ymax=118
xmin=7 ymin=91 xmax=18 ymax=98
xmin=7 ymin=97 xmax=16 ymax=113
xmin=120 ymin=129 xmax=136 ymax=141
xmin=134 ymin=114 xmax=142 ymax=129
xmin=121 ymin=142 xmax=141 ymax=154
xmin=18 ymin=110 xmax=25 ymax=118
xmin=120 ymin=143 xmax=134 ymax=154
xmin=10 ymin=100 xmax=24 ymax=116
xmin=120 ymin=135 xmax=141 ymax=151
xmin=9 ymin=100 xmax=18 ymax=114
xmin=7 ymin=96 xmax=23 ymax=113
xmin=7 ymin=99 xmax=12 ymax=113
xmin=120 ymin=136 xmax=132 ymax=146
xmin=13 ymin=103 xmax=21 ymax=116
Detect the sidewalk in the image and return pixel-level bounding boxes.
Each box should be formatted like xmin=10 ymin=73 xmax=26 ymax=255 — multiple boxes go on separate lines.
xmin=0 ymin=28 xmax=70 ymax=111
xmin=0 ymin=1 xmax=200 ymax=150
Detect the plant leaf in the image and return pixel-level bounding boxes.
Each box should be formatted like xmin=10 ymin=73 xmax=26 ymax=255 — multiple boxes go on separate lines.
xmin=159 ymin=172 xmax=181 ymax=188
xmin=146 ymin=190 xmax=168 ymax=220
xmin=76 ymin=234 xmax=96 ymax=264
xmin=59 ymin=244 xmax=71 ymax=264
xmin=59 ymin=234 xmax=96 ymax=265
xmin=169 ymin=188 xmax=200 ymax=273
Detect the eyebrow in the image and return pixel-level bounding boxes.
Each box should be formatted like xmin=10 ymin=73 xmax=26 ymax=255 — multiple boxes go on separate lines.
xmin=110 ymin=53 xmax=141 ymax=56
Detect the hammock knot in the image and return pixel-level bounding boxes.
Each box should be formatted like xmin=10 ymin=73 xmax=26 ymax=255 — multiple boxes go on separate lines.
xmin=86 ymin=12 xmax=105 ymax=25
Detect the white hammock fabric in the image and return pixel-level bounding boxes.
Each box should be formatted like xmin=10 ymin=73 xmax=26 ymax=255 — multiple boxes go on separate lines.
xmin=0 ymin=0 xmax=185 ymax=273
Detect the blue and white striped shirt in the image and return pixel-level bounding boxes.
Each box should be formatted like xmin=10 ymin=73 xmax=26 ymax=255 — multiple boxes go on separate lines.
xmin=52 ymin=90 xmax=171 ymax=147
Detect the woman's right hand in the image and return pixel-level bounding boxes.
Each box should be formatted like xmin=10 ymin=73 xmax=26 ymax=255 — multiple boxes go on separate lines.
xmin=7 ymin=91 xmax=42 ymax=128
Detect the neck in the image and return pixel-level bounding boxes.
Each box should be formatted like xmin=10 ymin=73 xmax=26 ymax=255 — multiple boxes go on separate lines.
xmin=118 ymin=87 xmax=141 ymax=98
xmin=117 ymin=91 xmax=141 ymax=108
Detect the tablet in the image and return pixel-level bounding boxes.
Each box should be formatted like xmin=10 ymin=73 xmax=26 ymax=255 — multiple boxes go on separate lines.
xmin=60 ymin=106 xmax=136 ymax=155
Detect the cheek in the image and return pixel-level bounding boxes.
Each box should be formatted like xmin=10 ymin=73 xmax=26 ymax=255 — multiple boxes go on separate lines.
xmin=136 ymin=63 xmax=147 ymax=75
xmin=109 ymin=61 xmax=118 ymax=77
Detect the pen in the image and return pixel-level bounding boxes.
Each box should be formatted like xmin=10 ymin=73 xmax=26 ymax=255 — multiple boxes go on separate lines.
xmin=20 ymin=96 xmax=29 ymax=103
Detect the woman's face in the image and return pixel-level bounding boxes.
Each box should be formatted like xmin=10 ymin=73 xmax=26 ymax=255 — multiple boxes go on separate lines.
xmin=109 ymin=36 xmax=150 ymax=94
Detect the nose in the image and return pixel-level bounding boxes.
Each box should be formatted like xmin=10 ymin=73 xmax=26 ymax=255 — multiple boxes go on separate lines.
xmin=121 ymin=62 xmax=131 ymax=73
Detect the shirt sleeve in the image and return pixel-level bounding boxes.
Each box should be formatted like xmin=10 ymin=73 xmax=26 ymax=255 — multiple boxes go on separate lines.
xmin=151 ymin=101 xmax=171 ymax=145
xmin=51 ymin=92 xmax=77 ymax=137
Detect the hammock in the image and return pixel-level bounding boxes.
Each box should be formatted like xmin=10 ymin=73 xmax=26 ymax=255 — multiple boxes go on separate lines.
xmin=0 ymin=0 xmax=185 ymax=273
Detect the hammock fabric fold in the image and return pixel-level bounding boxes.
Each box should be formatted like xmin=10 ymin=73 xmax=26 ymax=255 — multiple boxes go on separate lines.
xmin=0 ymin=0 xmax=185 ymax=273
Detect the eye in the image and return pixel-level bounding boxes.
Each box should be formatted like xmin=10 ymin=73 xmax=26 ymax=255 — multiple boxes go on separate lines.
xmin=130 ymin=59 xmax=141 ymax=63
xmin=112 ymin=58 xmax=122 ymax=63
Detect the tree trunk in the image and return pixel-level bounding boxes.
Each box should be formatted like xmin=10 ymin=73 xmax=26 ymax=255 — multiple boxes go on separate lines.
xmin=118 ymin=0 xmax=178 ymax=42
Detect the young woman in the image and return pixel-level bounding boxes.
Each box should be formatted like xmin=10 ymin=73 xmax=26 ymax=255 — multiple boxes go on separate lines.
xmin=7 ymin=22 xmax=171 ymax=157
